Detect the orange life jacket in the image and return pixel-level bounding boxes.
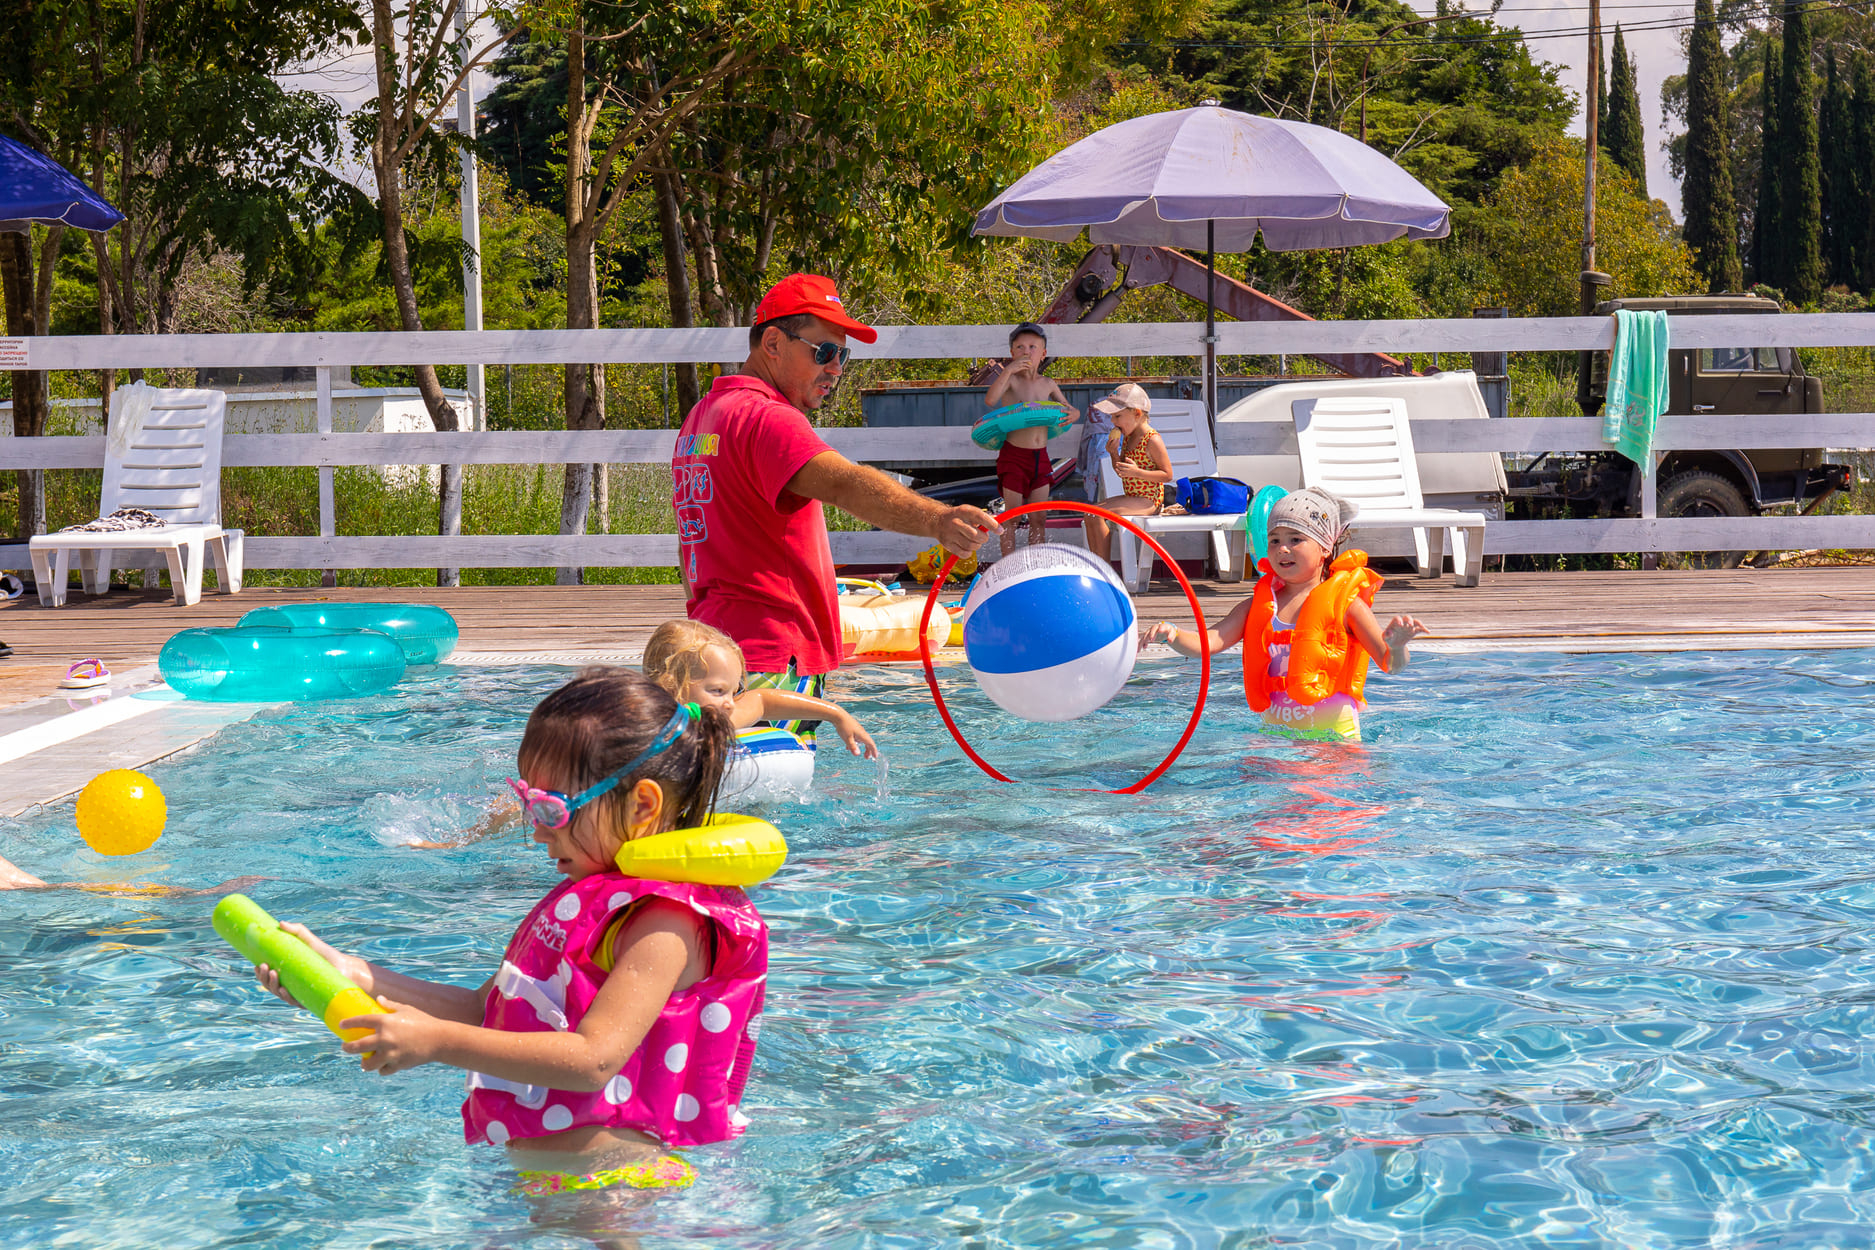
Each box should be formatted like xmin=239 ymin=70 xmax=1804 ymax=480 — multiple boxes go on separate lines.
xmin=1243 ymin=551 xmax=1384 ymax=711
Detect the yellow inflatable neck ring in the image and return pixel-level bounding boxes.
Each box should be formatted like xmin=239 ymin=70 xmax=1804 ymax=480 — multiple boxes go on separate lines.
xmin=612 ymin=813 xmax=787 ymax=887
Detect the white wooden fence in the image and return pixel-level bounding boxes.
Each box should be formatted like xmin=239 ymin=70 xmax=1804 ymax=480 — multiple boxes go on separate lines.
xmin=4 ymin=314 xmax=1875 ymax=572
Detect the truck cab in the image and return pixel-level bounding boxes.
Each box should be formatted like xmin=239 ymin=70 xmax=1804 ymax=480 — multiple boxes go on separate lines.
xmin=1572 ymin=295 xmax=1846 ymax=526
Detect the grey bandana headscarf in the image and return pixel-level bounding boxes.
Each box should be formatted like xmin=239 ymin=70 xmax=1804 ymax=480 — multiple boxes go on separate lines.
xmin=1268 ymin=487 xmax=1358 ymax=552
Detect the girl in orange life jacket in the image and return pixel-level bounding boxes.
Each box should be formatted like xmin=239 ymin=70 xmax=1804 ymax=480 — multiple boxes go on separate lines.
xmin=1141 ymin=488 xmax=1427 ymax=742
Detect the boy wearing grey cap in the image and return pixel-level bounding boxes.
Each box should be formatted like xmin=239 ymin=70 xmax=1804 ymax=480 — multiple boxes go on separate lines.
xmin=984 ymin=322 xmax=1080 ymax=556
xmin=1142 ymin=487 xmax=1427 ymax=742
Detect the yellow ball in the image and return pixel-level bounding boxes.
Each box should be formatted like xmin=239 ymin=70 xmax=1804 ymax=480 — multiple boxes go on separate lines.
xmin=76 ymin=769 xmax=167 ymax=856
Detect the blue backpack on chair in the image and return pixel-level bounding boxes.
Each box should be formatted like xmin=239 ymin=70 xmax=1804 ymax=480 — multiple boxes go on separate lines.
xmin=1174 ymin=476 xmax=1250 ymax=515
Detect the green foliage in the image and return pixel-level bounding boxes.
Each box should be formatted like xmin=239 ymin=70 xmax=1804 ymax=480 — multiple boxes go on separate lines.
xmin=0 ymin=0 xmax=369 ymax=333
xmin=293 ymin=163 xmax=564 ymax=336
xmin=1757 ymin=36 xmax=1783 ymax=286
xmin=1822 ymin=52 xmax=1851 ymax=282
xmin=1857 ymin=55 xmax=1875 ymax=290
xmin=1680 ymin=0 xmax=1741 ymax=293
xmin=1781 ymin=0 xmax=1824 ymax=304
xmin=1603 ymin=27 xmax=1647 ymax=195
xmin=1122 ymin=0 xmax=1574 ymax=211
xmin=1463 ymin=140 xmax=1699 ymax=316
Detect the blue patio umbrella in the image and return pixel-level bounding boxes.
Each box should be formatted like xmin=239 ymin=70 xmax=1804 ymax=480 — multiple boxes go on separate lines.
xmin=0 ymin=133 xmax=123 ymax=234
xmin=974 ymin=106 xmax=1451 ymax=421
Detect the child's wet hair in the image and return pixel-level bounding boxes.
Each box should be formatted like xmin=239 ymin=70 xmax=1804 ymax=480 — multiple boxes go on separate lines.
xmin=643 ymin=619 xmax=744 ymax=699
xmin=518 ymin=667 xmax=736 ymax=844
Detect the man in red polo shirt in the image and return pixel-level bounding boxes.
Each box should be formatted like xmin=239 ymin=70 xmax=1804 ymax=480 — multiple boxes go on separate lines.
xmin=673 ymin=273 xmax=996 ymax=735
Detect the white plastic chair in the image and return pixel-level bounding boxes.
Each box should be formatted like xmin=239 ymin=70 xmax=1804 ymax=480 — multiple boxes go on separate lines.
xmin=29 ymin=384 xmax=244 ymax=606
xmin=1292 ymin=395 xmax=1486 ymax=586
xmin=1097 ymin=399 xmax=1246 ymax=592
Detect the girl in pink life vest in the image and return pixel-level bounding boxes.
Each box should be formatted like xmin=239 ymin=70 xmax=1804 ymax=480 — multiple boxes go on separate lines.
xmin=255 ymin=668 xmax=766 ymax=1194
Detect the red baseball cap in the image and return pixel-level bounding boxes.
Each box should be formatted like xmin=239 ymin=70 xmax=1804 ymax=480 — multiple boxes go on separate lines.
xmin=752 ymin=273 xmax=877 ymax=344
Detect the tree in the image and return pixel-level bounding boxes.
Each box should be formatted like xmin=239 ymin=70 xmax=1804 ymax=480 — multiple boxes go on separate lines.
xmin=1604 ymin=26 xmax=1648 ymax=194
xmin=1127 ymin=0 xmax=1572 ymax=211
xmin=1820 ymin=50 xmax=1858 ymax=285
xmin=1682 ymin=0 xmax=1742 ymax=292
xmin=1469 ymin=140 xmax=1698 ymax=316
xmin=1857 ymin=54 xmax=1875 ymax=290
xmin=1780 ymin=0 xmax=1823 ymax=303
xmin=0 ymin=0 xmax=360 ymax=538
xmin=1755 ymin=36 xmax=1783 ymax=286
xmin=360 ymin=0 xmax=528 ymax=585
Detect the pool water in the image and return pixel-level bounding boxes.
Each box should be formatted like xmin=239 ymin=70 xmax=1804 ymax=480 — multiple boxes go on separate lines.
xmin=5 ymin=650 xmax=1875 ymax=1248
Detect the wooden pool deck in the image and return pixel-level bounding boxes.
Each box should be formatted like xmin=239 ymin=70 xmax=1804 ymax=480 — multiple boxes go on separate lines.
xmin=3 ymin=567 xmax=1874 ymax=817
xmin=4 ymin=566 xmax=1875 ymax=692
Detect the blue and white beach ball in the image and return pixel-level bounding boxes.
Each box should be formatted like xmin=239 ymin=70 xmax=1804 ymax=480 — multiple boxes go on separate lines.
xmin=961 ymin=545 xmax=1138 ymax=722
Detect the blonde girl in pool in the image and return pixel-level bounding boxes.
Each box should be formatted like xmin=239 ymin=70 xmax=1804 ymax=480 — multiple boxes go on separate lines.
xmin=256 ymin=669 xmax=765 ymax=1194
xmin=641 ymin=619 xmax=878 ymax=760
xmin=1142 ymin=488 xmax=1428 ymax=743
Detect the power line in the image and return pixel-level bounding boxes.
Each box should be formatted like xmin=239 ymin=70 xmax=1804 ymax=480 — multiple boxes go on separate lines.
xmin=1121 ymin=0 xmax=1874 ymax=50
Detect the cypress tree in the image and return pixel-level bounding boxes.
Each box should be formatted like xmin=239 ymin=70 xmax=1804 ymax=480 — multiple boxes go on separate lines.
xmin=1856 ymin=53 xmax=1875 ymax=290
xmin=1781 ymin=0 xmax=1823 ymax=304
xmin=1683 ymin=0 xmax=1742 ymax=292
xmin=1756 ymin=37 xmax=1783 ymax=287
xmin=1605 ymin=26 xmax=1648 ymax=193
xmin=1820 ymin=51 xmax=1852 ymax=285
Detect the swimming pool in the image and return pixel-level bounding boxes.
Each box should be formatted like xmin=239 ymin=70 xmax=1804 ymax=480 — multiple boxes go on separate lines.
xmin=4 ymin=649 xmax=1875 ymax=1248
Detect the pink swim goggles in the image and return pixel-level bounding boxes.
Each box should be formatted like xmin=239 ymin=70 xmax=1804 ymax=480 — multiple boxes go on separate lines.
xmin=508 ymin=703 xmax=697 ymax=828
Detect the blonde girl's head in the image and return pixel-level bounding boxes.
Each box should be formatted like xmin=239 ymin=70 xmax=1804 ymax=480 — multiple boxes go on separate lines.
xmin=516 ymin=668 xmax=736 ymax=875
xmin=644 ymin=619 xmax=745 ymax=716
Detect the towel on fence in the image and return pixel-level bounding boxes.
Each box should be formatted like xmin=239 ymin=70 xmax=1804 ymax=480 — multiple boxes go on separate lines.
xmin=60 ymin=507 xmax=167 ymax=533
xmin=1602 ymin=307 xmax=1669 ymax=467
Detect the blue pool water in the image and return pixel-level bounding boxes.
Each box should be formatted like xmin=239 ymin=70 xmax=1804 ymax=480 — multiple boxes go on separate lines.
xmin=5 ymin=650 xmax=1875 ymax=1248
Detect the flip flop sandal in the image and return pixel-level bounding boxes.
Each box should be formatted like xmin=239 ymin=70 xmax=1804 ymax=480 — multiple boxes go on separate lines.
xmin=59 ymin=658 xmax=112 ymax=689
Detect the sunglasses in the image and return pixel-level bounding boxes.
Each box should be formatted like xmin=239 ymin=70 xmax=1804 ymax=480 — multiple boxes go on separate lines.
xmin=507 ymin=704 xmax=696 ymax=829
xmin=777 ymin=325 xmax=851 ymax=367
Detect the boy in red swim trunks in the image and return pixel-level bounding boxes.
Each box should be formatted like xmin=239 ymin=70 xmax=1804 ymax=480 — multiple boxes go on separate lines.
xmin=984 ymin=322 xmax=1079 ymax=556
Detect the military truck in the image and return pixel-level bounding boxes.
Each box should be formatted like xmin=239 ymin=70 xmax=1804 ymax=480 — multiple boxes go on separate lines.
xmin=1515 ymin=294 xmax=1851 ymax=566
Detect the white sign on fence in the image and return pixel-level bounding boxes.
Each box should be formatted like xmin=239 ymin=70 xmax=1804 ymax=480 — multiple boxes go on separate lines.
xmin=0 ymin=338 xmax=27 ymax=369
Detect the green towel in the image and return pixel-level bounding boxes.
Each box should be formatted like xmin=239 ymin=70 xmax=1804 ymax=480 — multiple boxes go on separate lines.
xmin=1603 ymin=308 xmax=1669 ymax=467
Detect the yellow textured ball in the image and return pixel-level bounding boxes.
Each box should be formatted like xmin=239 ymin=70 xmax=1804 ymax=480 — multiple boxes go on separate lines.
xmin=75 ymin=769 xmax=167 ymax=856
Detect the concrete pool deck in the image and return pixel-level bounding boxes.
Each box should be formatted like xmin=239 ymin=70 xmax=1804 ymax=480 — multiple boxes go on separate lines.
xmin=4 ymin=567 xmax=1875 ymax=815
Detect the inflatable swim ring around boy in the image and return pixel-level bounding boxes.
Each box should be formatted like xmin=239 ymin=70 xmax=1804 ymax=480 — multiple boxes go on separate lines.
xmin=970 ymin=403 xmax=1076 ymax=450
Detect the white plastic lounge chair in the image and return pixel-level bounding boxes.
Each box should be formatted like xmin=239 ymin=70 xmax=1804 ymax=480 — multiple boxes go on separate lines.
xmin=1292 ymin=395 xmax=1486 ymax=586
xmin=1097 ymin=398 xmax=1246 ymax=593
xmin=29 ymin=384 xmax=244 ymax=606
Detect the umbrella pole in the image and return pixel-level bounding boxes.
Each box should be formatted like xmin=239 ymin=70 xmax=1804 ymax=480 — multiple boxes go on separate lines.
xmin=1205 ymin=220 xmax=1217 ymax=439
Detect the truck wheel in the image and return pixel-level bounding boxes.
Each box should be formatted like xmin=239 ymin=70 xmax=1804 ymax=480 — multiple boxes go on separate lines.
xmin=1658 ymin=470 xmax=1751 ymax=570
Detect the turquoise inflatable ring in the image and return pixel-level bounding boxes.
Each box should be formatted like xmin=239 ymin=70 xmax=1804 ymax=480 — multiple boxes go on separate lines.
xmin=971 ymin=403 xmax=1077 ymax=451
xmin=1247 ymin=484 xmax=1289 ymax=567
xmin=159 ymin=626 xmax=407 ymax=702
xmin=237 ymin=602 xmax=459 ymax=664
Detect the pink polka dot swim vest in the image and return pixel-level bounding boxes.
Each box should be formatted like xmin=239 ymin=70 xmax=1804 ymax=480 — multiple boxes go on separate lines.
xmin=461 ymin=871 xmax=768 ymax=1150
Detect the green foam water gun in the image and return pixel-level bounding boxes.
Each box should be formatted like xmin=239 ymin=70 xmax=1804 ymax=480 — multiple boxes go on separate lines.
xmin=213 ymin=894 xmax=383 ymax=1042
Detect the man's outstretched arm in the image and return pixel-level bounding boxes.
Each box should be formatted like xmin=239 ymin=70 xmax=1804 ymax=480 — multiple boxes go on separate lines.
xmin=788 ymin=451 xmax=1000 ymax=557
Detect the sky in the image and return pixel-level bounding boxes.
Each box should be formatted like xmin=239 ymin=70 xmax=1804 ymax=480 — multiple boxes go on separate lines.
xmin=1440 ymin=0 xmax=1693 ymax=217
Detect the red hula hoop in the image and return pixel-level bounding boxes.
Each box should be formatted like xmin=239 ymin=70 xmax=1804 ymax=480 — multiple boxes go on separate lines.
xmin=916 ymin=501 xmax=1211 ymax=795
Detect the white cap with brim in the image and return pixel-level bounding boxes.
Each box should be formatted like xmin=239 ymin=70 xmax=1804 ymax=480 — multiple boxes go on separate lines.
xmin=1092 ymin=382 xmax=1152 ymax=415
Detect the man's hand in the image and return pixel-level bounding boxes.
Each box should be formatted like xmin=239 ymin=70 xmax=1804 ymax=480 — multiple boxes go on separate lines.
xmin=937 ymin=505 xmax=999 ymax=556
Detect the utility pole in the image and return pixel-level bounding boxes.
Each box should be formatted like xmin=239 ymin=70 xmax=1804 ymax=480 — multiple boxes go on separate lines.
xmin=455 ymin=5 xmax=485 ymax=432
xmin=1579 ymin=0 xmax=1608 ymax=319
xmin=1576 ymin=3 xmax=1613 ymax=418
